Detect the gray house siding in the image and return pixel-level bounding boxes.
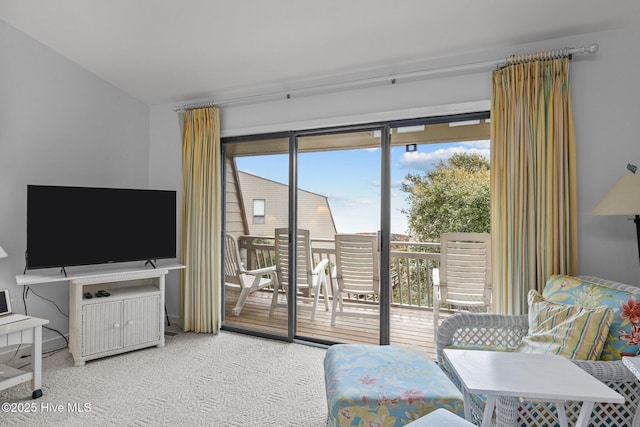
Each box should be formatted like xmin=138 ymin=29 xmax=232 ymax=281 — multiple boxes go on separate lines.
xmin=234 ymin=170 xmax=337 ymax=239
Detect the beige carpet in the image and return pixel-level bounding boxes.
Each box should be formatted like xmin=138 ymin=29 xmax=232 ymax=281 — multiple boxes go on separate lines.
xmin=0 ymin=331 xmax=328 ymax=426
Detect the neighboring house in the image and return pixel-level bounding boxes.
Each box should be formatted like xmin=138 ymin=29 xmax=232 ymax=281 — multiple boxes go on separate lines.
xmin=225 ymin=163 xmax=337 ymax=240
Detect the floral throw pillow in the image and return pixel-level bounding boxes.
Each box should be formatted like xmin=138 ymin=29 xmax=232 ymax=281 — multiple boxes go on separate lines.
xmin=543 ymin=275 xmax=640 ymax=360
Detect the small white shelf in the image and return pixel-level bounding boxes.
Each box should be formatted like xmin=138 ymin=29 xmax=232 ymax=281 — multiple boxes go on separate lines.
xmin=81 ymin=285 xmax=160 ymax=305
xmin=0 ymin=314 xmax=48 ymax=398
xmin=0 ymin=365 xmax=33 ymax=389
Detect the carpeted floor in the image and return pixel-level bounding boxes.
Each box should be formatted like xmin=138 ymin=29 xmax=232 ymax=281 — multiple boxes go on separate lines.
xmin=0 ymin=331 xmax=328 ymax=426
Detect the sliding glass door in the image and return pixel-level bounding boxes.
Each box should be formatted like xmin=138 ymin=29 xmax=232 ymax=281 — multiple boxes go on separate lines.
xmin=221 ymin=112 xmax=490 ymax=351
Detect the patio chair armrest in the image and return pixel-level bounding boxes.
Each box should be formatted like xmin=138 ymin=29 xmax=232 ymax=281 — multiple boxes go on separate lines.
xmin=436 ymin=313 xmax=529 ymax=364
xmin=432 ymin=268 xmax=441 ymax=307
xmin=241 ymin=265 xmax=277 ymax=277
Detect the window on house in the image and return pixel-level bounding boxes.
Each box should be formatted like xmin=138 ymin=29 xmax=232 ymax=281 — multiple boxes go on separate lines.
xmin=253 ymin=199 xmax=265 ymax=224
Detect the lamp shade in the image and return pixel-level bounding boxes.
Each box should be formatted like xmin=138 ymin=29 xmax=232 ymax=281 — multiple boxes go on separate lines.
xmin=0 ymin=245 xmax=7 ymax=259
xmin=593 ymin=174 xmax=640 ymax=215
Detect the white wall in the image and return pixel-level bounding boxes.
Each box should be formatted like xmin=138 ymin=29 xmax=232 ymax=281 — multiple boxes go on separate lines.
xmin=148 ymin=109 xmax=182 ymax=321
xmin=0 ymin=20 xmax=151 ymax=347
xmin=570 ymin=29 xmax=640 ymax=285
xmin=150 ymin=26 xmax=640 ymax=291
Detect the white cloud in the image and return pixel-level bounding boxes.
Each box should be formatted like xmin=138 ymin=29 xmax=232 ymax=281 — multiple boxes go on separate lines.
xmin=399 ymin=142 xmax=490 ymax=171
xmin=461 ymin=140 xmax=490 ymax=149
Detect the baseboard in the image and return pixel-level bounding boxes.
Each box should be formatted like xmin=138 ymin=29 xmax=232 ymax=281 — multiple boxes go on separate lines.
xmin=165 ymin=314 xmax=179 ymax=327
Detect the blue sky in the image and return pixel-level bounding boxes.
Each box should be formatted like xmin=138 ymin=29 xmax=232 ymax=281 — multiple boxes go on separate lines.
xmin=237 ymin=140 xmax=489 ymax=235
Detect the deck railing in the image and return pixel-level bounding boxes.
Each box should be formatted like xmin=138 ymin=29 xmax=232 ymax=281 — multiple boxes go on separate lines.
xmin=237 ymin=235 xmax=440 ymax=310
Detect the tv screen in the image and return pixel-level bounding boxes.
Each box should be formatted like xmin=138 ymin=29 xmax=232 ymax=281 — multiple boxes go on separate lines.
xmin=26 ymin=185 xmax=177 ymax=270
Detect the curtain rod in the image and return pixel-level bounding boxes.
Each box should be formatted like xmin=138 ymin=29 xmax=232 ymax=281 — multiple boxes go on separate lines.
xmin=172 ymin=101 xmax=217 ymax=112
xmin=173 ymin=43 xmax=598 ymax=112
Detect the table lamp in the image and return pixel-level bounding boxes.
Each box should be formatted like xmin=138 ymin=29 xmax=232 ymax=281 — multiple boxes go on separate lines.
xmin=593 ymin=164 xmax=640 ymax=265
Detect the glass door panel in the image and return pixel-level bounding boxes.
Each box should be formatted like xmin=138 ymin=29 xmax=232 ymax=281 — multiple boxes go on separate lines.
xmin=222 ymin=136 xmax=289 ymax=337
xmin=296 ymin=130 xmax=382 ymax=344
xmin=388 ymin=118 xmax=490 ymax=356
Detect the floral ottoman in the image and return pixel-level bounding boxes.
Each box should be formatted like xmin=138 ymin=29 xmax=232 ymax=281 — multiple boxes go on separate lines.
xmin=324 ymin=344 xmax=464 ymax=427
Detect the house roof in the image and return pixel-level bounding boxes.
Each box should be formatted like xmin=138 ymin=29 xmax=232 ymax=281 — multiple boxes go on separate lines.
xmin=2 ymin=1 xmax=640 ymax=105
xmin=238 ymin=171 xmax=330 ymax=201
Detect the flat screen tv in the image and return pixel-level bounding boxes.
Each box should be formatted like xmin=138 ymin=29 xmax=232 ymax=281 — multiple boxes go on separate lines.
xmin=26 ymin=185 xmax=176 ymax=270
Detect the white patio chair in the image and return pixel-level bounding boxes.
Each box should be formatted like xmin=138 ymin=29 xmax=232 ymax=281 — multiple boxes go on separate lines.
xmin=433 ymin=232 xmax=491 ymax=335
xmin=270 ymin=228 xmax=329 ymax=320
xmin=331 ymin=233 xmax=379 ymax=326
xmin=224 ymin=233 xmax=277 ymax=316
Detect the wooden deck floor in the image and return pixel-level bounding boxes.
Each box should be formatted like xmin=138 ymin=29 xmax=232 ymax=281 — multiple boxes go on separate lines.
xmin=223 ymin=291 xmax=451 ymax=359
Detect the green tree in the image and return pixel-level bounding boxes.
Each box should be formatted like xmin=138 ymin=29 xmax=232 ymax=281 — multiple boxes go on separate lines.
xmin=401 ymin=152 xmax=490 ymax=242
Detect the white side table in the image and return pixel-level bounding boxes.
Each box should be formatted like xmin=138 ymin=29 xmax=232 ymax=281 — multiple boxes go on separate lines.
xmin=0 ymin=314 xmax=49 ymax=398
xmin=443 ymin=349 xmax=625 ymax=427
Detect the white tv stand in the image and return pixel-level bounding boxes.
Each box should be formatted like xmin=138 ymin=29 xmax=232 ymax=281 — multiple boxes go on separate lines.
xmin=17 ymin=262 xmax=184 ymax=366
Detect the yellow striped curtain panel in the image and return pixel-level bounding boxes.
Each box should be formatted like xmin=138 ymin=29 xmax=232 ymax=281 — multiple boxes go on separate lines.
xmin=491 ymin=58 xmax=577 ymax=315
xmin=180 ymin=107 xmax=221 ymax=333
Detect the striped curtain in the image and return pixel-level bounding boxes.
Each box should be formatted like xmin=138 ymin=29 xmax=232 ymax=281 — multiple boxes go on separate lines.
xmin=180 ymin=106 xmax=221 ymax=332
xmin=491 ymin=58 xmax=577 ymax=315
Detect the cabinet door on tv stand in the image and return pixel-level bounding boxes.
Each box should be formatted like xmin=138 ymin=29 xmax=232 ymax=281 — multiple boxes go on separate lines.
xmin=82 ymin=301 xmax=123 ymax=356
xmin=123 ymin=295 xmax=160 ymax=348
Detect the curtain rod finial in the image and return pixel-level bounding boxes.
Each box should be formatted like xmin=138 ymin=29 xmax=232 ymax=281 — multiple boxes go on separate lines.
xmin=586 ymin=43 xmax=599 ymax=54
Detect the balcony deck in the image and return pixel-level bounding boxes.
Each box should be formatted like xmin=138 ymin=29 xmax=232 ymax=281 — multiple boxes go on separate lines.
xmin=223 ymin=290 xmax=452 ymax=359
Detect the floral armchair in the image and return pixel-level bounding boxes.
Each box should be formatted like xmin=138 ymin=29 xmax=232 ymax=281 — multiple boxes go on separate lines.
xmin=436 ymin=275 xmax=640 ymax=427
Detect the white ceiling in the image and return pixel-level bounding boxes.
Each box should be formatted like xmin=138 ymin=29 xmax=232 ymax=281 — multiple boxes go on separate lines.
xmin=2 ymin=0 xmax=640 ymax=105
